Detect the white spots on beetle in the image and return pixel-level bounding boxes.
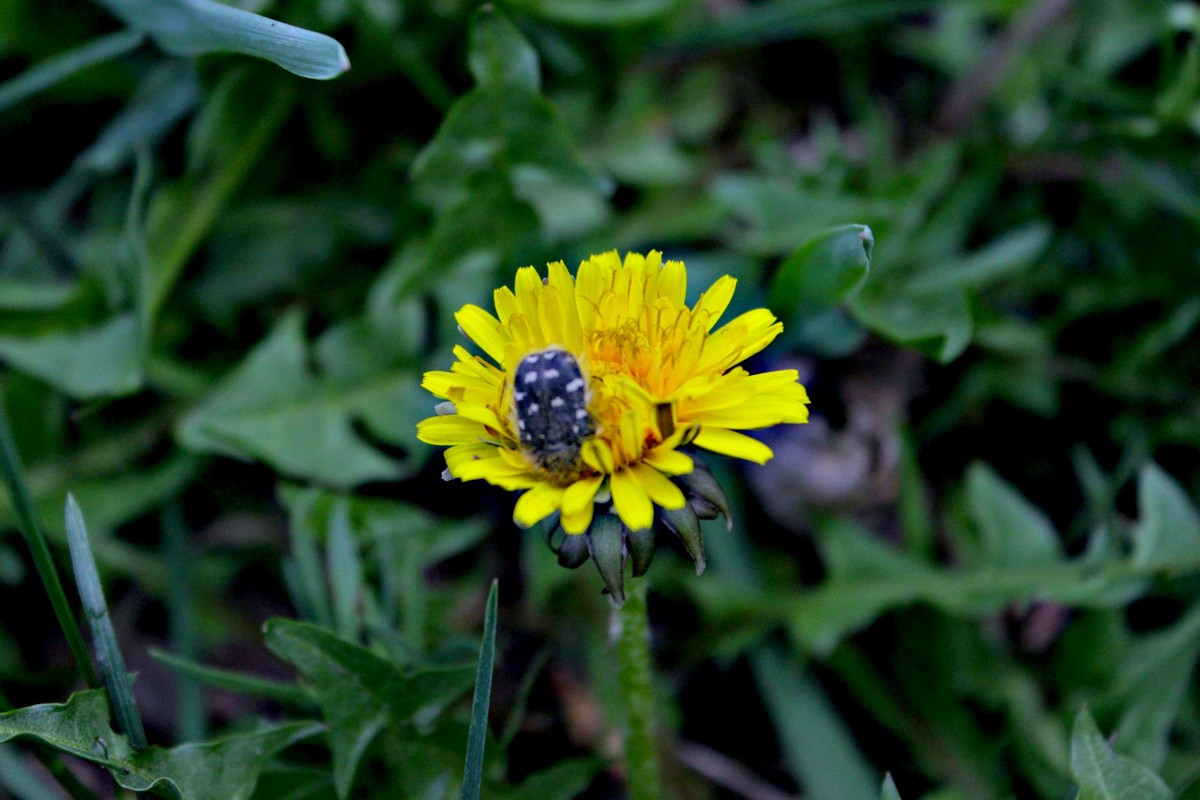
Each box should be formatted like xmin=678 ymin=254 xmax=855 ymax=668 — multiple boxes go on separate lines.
xmin=550 ymin=397 xmax=565 ymax=408
xmin=565 ymin=378 xmax=584 ymax=393
xmin=524 ymin=372 xmax=538 ymax=384
xmin=575 ymin=408 xmax=588 ymax=419
xmin=514 ymin=390 xmax=526 ymax=401
xmin=543 ymin=368 xmax=560 ymax=379
xmin=528 ymin=403 xmax=540 ymax=413
xmin=517 ymin=419 xmax=526 ymax=429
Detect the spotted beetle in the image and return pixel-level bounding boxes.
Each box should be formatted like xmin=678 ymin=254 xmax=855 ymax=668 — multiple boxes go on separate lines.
xmin=513 ymin=348 xmax=594 ymax=477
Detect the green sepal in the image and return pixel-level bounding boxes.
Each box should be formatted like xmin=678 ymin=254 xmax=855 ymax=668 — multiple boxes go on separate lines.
xmin=586 ymin=515 xmax=627 ymax=605
xmin=558 ymin=531 xmax=591 ymax=569
xmin=659 ymin=504 xmax=705 ymax=575
xmin=626 ymin=527 xmax=656 ymax=578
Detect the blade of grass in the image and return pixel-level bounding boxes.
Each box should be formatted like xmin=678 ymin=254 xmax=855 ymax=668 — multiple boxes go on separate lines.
xmin=162 ymin=504 xmax=205 ymax=742
xmin=149 ymin=649 xmax=316 ymax=709
xmin=0 ymin=29 xmax=144 ymax=114
xmin=0 ymin=744 xmax=59 ymax=800
xmin=462 ymin=579 xmax=499 ymax=800
xmin=64 ymin=494 xmax=146 ymax=748
xmin=0 ymin=399 xmax=98 ymax=688
xmin=326 ymin=498 xmax=363 ymax=642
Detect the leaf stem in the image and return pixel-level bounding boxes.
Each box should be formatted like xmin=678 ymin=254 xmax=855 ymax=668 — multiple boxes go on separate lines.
xmin=614 ymin=578 xmax=661 ymax=800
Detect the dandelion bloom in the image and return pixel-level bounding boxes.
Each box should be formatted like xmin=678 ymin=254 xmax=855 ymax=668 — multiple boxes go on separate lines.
xmin=417 ymin=251 xmax=809 ymax=537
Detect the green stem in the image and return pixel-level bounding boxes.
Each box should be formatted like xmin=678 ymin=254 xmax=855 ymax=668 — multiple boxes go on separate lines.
xmin=614 ymin=578 xmax=661 ymax=800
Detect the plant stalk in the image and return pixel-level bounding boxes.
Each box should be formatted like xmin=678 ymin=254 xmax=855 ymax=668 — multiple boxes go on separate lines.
xmin=614 ymin=578 xmax=661 ymax=800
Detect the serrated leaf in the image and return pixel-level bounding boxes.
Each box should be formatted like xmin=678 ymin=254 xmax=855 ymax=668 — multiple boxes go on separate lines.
xmin=1071 ymin=708 xmax=1170 ymax=800
xmin=966 ymin=462 xmax=1062 ymax=569
xmin=263 ymin=619 xmax=475 ymax=798
xmin=1131 ymin=463 xmax=1200 ymax=572
xmin=0 ymin=314 xmax=141 ymax=398
xmin=90 ymin=0 xmax=349 ymax=79
xmin=177 ymin=311 xmax=419 ymax=488
xmin=0 ymin=689 xmax=318 ymax=799
xmin=769 ymin=223 xmax=873 ymax=317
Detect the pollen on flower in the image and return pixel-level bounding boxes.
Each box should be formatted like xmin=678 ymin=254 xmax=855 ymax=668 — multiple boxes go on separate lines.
xmin=415 ymin=250 xmax=810 ymax=537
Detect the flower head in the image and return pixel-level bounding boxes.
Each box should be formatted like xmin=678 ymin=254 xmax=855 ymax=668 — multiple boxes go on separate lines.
xmin=418 ymin=250 xmax=809 ymax=557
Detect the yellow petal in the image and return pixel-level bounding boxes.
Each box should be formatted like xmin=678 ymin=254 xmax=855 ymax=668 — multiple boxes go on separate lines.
xmin=657 ymin=259 xmax=687 ymax=307
xmin=513 ymin=483 xmax=565 ymax=528
xmin=611 ymin=468 xmax=654 ymax=530
xmin=493 ymin=286 xmax=519 ymax=325
xmin=561 ymin=474 xmax=603 ymax=534
xmin=455 ymin=305 xmax=508 ymax=364
xmin=643 ymin=447 xmax=694 ymax=475
xmin=632 ymin=463 xmax=686 ymax=509
xmin=694 ymin=275 xmax=737 ymax=331
xmin=692 ymin=427 xmax=774 ymax=464
xmin=417 ymin=415 xmax=492 ymax=445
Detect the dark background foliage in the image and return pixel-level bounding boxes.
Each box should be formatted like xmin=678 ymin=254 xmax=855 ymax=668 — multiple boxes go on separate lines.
xmin=1 ymin=0 xmax=1199 ymax=798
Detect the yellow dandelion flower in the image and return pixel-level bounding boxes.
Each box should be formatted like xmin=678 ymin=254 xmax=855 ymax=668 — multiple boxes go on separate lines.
xmin=417 ymin=250 xmax=810 ymax=537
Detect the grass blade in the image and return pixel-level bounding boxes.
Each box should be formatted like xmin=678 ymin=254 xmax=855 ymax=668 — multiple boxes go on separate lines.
xmin=0 ymin=400 xmax=98 ymax=688
xmin=162 ymin=505 xmax=205 ymax=742
xmin=149 ymin=649 xmax=315 ymax=709
xmin=64 ymin=494 xmax=146 ymax=747
xmin=462 ymin=579 xmax=498 ymax=800
xmin=0 ymin=29 xmax=144 ymax=114
xmin=0 ymin=744 xmax=54 ymax=800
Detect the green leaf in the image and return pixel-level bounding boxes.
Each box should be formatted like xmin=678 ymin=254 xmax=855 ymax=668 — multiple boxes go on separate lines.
xmin=0 ymin=314 xmax=141 ymax=398
xmin=0 ymin=689 xmax=319 ymax=799
xmin=1131 ymin=463 xmax=1200 ymax=573
xmin=881 ymin=774 xmax=903 ymax=800
xmin=90 ymin=0 xmax=349 ymax=79
xmin=177 ymin=311 xmax=417 ymax=488
xmin=150 ymin=649 xmax=315 ymax=709
xmin=751 ymin=647 xmax=878 ymax=800
xmin=0 ymin=29 xmax=144 ymax=114
xmin=769 ymin=224 xmax=873 ymax=317
xmin=505 ymin=0 xmax=682 ymax=26
xmin=851 ymin=285 xmax=973 ymax=363
xmin=966 ymin=462 xmax=1062 ymax=569
xmin=468 ymin=7 xmax=539 ymax=92
xmin=326 ymin=499 xmax=364 ymax=642
xmin=263 ymin=619 xmax=475 ymax=798
xmin=1113 ymin=603 xmax=1200 ymax=769
xmin=462 ymin=579 xmax=498 ymax=800
xmin=905 ymin=223 xmax=1051 ymax=295
xmin=64 ymin=495 xmax=146 ymax=747
xmin=1071 ymin=707 xmax=1170 ymax=800
xmin=490 ymin=758 xmax=603 ymax=799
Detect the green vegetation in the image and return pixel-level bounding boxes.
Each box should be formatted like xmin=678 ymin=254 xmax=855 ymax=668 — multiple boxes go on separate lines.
xmin=2 ymin=1 xmax=1200 ymax=798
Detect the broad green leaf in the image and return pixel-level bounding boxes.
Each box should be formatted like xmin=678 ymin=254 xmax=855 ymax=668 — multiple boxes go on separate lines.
xmin=468 ymin=7 xmax=539 ymax=92
xmin=177 ymin=311 xmax=419 ymax=487
xmin=851 ymin=285 xmax=973 ymax=363
xmin=0 ymin=314 xmax=141 ymax=398
xmin=1071 ymin=708 xmax=1170 ymax=800
xmin=90 ymin=0 xmax=349 ymax=79
xmin=263 ymin=619 xmax=475 ymax=798
xmin=0 ymin=689 xmax=318 ymax=799
xmin=769 ymin=224 xmax=873 ymax=317
xmin=966 ymin=462 xmax=1062 ymax=569
xmin=1131 ymin=463 xmax=1200 ymax=572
